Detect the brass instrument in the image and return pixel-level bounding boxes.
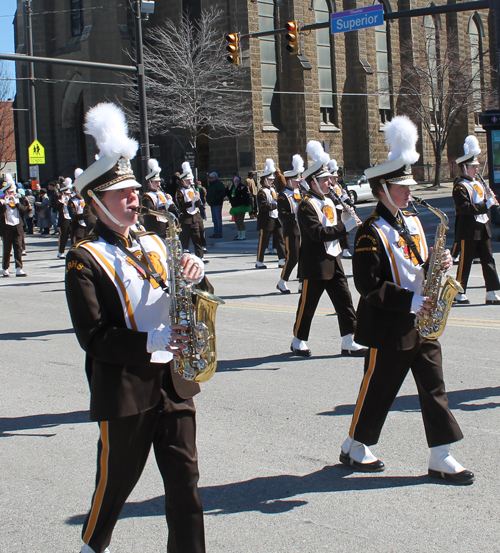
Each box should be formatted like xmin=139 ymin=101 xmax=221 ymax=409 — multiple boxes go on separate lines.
xmin=134 ymin=206 xmax=224 ymax=382
xmin=411 ymin=196 xmax=463 ymax=340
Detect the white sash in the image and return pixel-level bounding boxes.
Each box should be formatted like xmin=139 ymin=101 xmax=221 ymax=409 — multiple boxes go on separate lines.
xmin=80 ymin=234 xmax=172 ymax=364
xmin=307 ymin=195 xmax=342 ymax=257
xmin=283 ymin=188 xmax=300 ymax=222
xmin=263 ymin=187 xmax=278 ymax=218
xmin=5 ymin=203 xmax=20 ymax=226
xmin=460 ymin=179 xmax=489 ymax=224
xmin=372 ymin=213 xmax=428 ymax=294
xmin=181 ymin=187 xmax=199 ymax=215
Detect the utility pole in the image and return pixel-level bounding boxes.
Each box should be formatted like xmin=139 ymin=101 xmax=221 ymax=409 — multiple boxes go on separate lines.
xmin=24 ymin=0 xmax=37 ymax=144
xmin=133 ymin=0 xmax=150 ymax=186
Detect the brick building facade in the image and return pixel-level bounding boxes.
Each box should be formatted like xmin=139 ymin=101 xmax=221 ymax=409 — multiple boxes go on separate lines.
xmin=13 ymin=0 xmax=497 ymax=185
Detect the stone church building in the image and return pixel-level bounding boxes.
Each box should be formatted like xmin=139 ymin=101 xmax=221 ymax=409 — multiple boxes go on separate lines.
xmin=13 ymin=0 xmax=497 ymax=184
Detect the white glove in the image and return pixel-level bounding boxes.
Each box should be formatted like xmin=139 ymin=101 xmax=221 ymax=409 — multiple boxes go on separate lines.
xmin=410 ymin=293 xmax=426 ymax=314
xmin=486 ymin=197 xmax=496 ymax=209
xmin=343 ymin=214 xmax=358 ymax=232
xmin=341 ymin=210 xmax=351 ymax=223
xmin=147 ymin=324 xmax=173 ymax=353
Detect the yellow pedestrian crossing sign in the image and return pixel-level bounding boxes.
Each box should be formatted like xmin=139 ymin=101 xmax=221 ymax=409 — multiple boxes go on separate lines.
xmin=29 ymin=140 xmax=45 ymax=165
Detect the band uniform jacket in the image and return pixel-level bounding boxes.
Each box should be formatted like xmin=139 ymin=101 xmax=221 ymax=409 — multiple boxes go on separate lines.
xmin=0 ymin=198 xmax=27 ymax=237
xmin=278 ymin=188 xmax=301 ymax=237
xmin=55 ymin=196 xmax=71 ymax=230
xmin=142 ymin=191 xmax=170 ymax=237
xmin=257 ymin=186 xmax=282 ymax=231
xmin=65 ymin=221 xmax=200 ymax=422
xmin=176 ymin=187 xmax=203 ymax=226
xmin=353 ymin=204 xmax=428 ymax=350
xmin=453 ymin=175 xmax=492 ymax=241
xmin=297 ymin=189 xmax=347 ymax=281
xmin=67 ymin=197 xmax=87 ymax=240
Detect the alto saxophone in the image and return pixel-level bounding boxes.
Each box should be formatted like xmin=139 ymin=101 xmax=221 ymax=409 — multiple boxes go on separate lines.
xmin=135 ymin=206 xmax=224 ymax=382
xmin=411 ymin=196 xmax=463 ymax=340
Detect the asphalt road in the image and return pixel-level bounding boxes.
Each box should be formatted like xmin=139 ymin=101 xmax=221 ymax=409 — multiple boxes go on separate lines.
xmin=1 ymin=185 xmax=500 ymax=552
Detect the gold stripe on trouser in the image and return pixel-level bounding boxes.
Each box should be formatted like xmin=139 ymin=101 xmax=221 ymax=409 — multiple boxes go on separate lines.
xmin=281 ymin=236 xmax=290 ymax=279
xmin=83 ymin=421 xmax=110 ymax=544
xmin=257 ymin=230 xmax=265 ymax=261
xmin=456 ymin=239 xmax=466 ymax=283
xmin=349 ymin=348 xmax=377 ymax=438
xmin=294 ymin=279 xmax=309 ymax=335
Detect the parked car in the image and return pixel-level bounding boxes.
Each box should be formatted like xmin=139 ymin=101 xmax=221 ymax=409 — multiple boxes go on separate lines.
xmin=345 ymin=175 xmax=374 ymax=204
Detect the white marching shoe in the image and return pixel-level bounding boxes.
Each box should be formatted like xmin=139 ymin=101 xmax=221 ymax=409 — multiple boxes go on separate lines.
xmin=428 ymin=444 xmax=474 ymax=485
xmin=454 ymin=292 xmax=470 ymax=304
xmin=290 ymin=336 xmax=312 ymax=357
xmin=340 ymin=334 xmax=367 ymax=357
xmin=485 ymin=290 xmax=500 ymax=305
xmin=278 ymin=259 xmax=286 ymax=268
xmin=276 ymin=279 xmax=290 ymax=294
xmin=339 ymin=437 xmax=385 ymax=472
xmin=81 ymin=544 xmax=110 ymax=553
xmin=342 ymin=249 xmax=352 ymax=258
xmin=2 ymin=269 xmax=10 ymax=277
xmin=255 ymin=261 xmax=267 ymax=269
xmin=16 ymin=268 xmax=27 ymax=277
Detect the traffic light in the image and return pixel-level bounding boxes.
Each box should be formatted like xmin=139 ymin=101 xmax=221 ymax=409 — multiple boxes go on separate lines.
xmin=225 ymin=33 xmax=239 ymax=65
xmin=285 ymin=21 xmax=299 ymax=54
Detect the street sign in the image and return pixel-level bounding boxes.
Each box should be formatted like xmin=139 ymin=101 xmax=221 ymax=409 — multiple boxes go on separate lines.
xmin=29 ymin=165 xmax=39 ymax=179
xmin=331 ymin=5 xmax=384 ymax=34
xmin=28 ymin=140 xmax=45 ymax=165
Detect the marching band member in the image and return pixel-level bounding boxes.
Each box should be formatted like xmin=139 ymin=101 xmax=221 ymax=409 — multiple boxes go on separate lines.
xmin=56 ymin=178 xmax=74 ymax=258
xmin=290 ymin=141 xmax=365 ymax=357
xmin=65 ymin=103 xmax=206 ymax=553
xmin=255 ymin=158 xmax=286 ymax=269
xmin=0 ymin=174 xmax=28 ymax=277
xmin=277 ymin=154 xmax=303 ymax=293
xmin=452 ymin=136 xmax=500 ymax=305
xmin=176 ymin=162 xmax=206 ymax=261
xmin=339 ymin=116 xmax=473 ymax=485
xmin=142 ymin=158 xmax=177 ymax=239
xmin=68 ymin=170 xmax=88 ymax=244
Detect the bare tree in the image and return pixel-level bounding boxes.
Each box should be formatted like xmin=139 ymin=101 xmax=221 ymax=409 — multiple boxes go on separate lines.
xmin=396 ymin=25 xmax=496 ymax=186
xmin=0 ymin=61 xmax=16 ymax=172
xmin=124 ymin=8 xmax=251 ymax=157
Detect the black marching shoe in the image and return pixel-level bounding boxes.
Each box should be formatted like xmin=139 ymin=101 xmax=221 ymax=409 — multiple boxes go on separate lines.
xmin=428 ymin=469 xmax=475 ymax=485
xmin=339 ymin=450 xmax=385 ymax=472
xmin=290 ymin=340 xmax=312 ymax=357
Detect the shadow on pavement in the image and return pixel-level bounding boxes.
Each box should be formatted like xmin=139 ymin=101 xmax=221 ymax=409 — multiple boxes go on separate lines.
xmin=319 ymin=385 xmax=500 ymax=417
xmin=0 ymin=328 xmax=74 ymax=340
xmin=0 ymin=410 xmax=90 ymax=437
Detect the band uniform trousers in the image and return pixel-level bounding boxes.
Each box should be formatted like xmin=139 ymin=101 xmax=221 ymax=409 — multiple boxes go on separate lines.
xmin=455 ymin=226 xmax=500 ymax=293
xmin=349 ymin=338 xmax=463 ymax=448
xmin=82 ymin=393 xmax=205 ymax=553
xmin=58 ymin=219 xmax=72 ymax=254
xmin=281 ymin=234 xmax=300 ymax=282
xmin=293 ymin=256 xmax=356 ymax=341
xmin=256 ymin=226 xmax=286 ymax=263
xmin=2 ymin=225 xmax=24 ymax=270
xmin=179 ymin=214 xmax=204 ymax=259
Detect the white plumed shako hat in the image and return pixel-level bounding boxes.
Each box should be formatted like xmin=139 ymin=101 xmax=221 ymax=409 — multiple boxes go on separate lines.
xmin=365 ymin=115 xmax=420 ymax=187
xmin=303 ymin=141 xmax=332 ymax=180
xmin=146 ymin=158 xmax=162 ymax=181
xmin=283 ymin=154 xmax=305 ymax=179
xmin=456 ymin=135 xmax=481 ymax=165
xmin=259 ymin=158 xmax=276 ymax=179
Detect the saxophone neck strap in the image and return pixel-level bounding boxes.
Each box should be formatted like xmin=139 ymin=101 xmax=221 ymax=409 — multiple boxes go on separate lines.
xmin=99 ymin=223 xmax=170 ymax=293
xmin=377 ymin=203 xmax=425 ymax=266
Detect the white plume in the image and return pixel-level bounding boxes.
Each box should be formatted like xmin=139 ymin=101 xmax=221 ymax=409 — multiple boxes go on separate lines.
xmin=463 ymin=135 xmax=481 ymax=156
xmin=328 ymin=159 xmax=339 ymax=173
xmin=306 ymin=141 xmax=330 ymax=165
xmin=181 ymin=161 xmax=192 ymax=175
xmin=74 ymin=168 xmax=84 ymax=179
xmin=148 ymin=158 xmax=161 ymax=174
xmin=292 ymin=154 xmax=304 ymax=173
xmin=264 ymin=158 xmax=276 ymax=174
xmin=84 ymin=103 xmax=138 ymax=160
xmin=63 ymin=177 xmax=73 ymax=187
xmin=384 ymin=115 xmax=420 ymax=165
xmin=5 ymin=173 xmax=15 ymax=186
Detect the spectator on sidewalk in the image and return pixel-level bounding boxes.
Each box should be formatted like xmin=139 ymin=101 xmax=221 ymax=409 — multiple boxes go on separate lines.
xmin=206 ymin=172 xmax=226 ymax=238
xmin=246 ymin=171 xmax=258 ymax=218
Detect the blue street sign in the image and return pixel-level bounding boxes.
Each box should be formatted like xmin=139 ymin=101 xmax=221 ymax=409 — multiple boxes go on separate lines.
xmin=331 ymin=4 xmax=384 ymax=34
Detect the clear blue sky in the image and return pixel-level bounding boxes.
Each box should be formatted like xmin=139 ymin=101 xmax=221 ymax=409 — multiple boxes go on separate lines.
xmin=0 ymin=0 xmax=18 ymax=97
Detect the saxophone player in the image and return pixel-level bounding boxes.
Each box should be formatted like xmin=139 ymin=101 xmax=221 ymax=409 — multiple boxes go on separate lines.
xmin=65 ymin=103 xmax=206 ymax=553
xmin=452 ymin=135 xmax=500 ymax=305
xmin=339 ymin=116 xmax=474 ymax=485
